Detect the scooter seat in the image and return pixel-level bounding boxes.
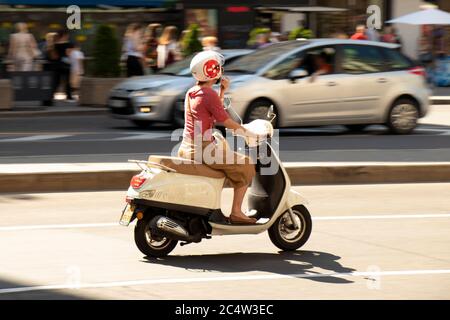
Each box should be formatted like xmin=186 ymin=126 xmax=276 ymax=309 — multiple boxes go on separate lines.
xmin=148 ymin=155 xmax=226 ymax=179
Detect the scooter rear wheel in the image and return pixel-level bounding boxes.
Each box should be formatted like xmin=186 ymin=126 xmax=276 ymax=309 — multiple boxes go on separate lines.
xmin=134 ymin=216 xmax=178 ymax=257
xmin=268 ymin=205 xmax=312 ymax=251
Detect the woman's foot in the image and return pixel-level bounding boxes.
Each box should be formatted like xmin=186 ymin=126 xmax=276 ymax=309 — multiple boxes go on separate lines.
xmin=229 ymin=212 xmax=257 ymax=224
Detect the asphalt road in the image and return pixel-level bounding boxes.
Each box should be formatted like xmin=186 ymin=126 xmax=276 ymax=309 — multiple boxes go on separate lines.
xmin=0 ymin=105 xmax=450 ymax=163
xmin=0 ymin=183 xmax=449 ymax=299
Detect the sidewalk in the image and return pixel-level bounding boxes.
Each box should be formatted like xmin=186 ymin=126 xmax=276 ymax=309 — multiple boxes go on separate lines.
xmin=1 ymin=161 xmax=450 ymax=193
xmin=0 ymin=86 xmax=449 ymax=118
xmin=432 ymin=86 xmax=450 ymax=104
xmin=0 ymin=99 xmax=107 ymax=118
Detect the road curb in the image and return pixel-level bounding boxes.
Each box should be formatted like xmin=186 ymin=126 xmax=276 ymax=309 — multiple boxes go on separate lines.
xmin=0 ymin=108 xmax=107 ymax=118
xmin=1 ymin=163 xmax=450 ymax=193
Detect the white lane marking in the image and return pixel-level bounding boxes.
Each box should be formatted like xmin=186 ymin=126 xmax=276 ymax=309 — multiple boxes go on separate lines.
xmin=313 ymin=213 xmax=450 ymax=220
xmin=1 ymin=269 xmax=450 ymax=294
xmin=415 ymin=128 xmax=450 ymax=135
xmin=0 ymin=213 xmax=449 ymax=232
xmin=0 ymin=222 xmax=118 ymax=231
xmin=0 ymin=135 xmax=71 ymax=142
xmin=116 ymin=132 xmax=171 ymax=140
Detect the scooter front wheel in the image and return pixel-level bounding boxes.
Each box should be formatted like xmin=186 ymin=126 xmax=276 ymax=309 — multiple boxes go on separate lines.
xmin=268 ymin=205 xmax=312 ymax=251
xmin=134 ymin=216 xmax=178 ymax=257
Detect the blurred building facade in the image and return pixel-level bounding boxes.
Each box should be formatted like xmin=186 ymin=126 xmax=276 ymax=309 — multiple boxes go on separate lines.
xmin=0 ymin=0 xmax=448 ymax=59
xmin=0 ymin=0 xmax=181 ymax=59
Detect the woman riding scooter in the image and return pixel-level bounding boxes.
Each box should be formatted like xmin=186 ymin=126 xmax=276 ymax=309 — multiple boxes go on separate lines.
xmin=178 ymin=50 xmax=258 ymax=225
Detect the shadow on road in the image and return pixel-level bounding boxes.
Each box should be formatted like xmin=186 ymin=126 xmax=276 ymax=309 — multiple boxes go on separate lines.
xmin=143 ymin=250 xmax=356 ymax=284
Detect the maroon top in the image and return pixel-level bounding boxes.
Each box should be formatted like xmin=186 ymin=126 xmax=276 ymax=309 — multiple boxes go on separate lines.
xmin=183 ymin=86 xmax=229 ymax=141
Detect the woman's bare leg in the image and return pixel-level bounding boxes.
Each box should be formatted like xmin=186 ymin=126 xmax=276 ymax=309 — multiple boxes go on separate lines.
xmin=231 ymin=185 xmax=247 ymax=216
xmin=230 ymin=185 xmax=256 ymax=223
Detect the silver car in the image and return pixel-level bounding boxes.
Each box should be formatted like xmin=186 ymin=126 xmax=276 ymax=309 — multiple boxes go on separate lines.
xmin=225 ymin=39 xmax=431 ymax=134
xmin=108 ymin=49 xmax=252 ymax=128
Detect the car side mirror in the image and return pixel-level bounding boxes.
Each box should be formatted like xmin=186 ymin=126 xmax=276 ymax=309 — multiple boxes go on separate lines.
xmin=289 ymin=68 xmax=308 ymax=83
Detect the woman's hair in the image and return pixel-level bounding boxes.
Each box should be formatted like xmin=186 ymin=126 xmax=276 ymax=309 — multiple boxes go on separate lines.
xmin=159 ymin=26 xmax=178 ymax=45
xmin=15 ymin=22 xmax=28 ymax=33
xmin=125 ymin=23 xmax=142 ymax=37
xmin=145 ymin=23 xmax=162 ymax=40
xmin=45 ymin=32 xmax=57 ymax=47
xmin=202 ymin=36 xmax=218 ymax=48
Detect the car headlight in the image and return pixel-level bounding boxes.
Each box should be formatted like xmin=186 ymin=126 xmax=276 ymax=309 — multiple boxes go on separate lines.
xmin=131 ymin=88 xmax=154 ymax=97
xmin=131 ymin=85 xmax=165 ymax=97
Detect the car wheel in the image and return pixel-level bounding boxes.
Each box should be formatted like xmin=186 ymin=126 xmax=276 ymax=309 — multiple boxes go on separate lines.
xmin=132 ymin=120 xmax=152 ymax=129
xmin=386 ymin=98 xmax=419 ymax=134
xmin=244 ymin=99 xmax=279 ymax=127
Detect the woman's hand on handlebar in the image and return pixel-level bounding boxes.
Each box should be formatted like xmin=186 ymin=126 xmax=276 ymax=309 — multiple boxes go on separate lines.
xmin=223 ymin=118 xmax=259 ymax=138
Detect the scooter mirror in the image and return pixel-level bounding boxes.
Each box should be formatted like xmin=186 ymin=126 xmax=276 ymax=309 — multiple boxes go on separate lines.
xmin=267 ymin=105 xmax=276 ymax=122
xmin=223 ymin=97 xmax=231 ymax=109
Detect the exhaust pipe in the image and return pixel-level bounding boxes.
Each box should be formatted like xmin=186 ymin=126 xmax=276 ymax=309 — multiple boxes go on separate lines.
xmin=155 ymin=216 xmax=190 ymax=239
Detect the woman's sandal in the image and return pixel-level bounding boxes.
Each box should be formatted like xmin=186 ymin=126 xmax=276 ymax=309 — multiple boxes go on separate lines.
xmin=229 ymin=214 xmax=257 ymax=225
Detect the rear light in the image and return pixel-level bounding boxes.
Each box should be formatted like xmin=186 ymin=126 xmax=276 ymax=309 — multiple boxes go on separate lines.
xmin=408 ymin=66 xmax=426 ymax=78
xmin=130 ymin=174 xmax=147 ymax=189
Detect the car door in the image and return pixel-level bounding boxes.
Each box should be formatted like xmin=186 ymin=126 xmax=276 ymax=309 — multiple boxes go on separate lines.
xmin=263 ymin=45 xmax=344 ymax=125
xmin=334 ymin=44 xmax=390 ymax=122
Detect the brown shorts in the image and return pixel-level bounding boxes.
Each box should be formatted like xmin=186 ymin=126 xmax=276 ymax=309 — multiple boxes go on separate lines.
xmin=178 ymin=139 xmax=255 ymax=189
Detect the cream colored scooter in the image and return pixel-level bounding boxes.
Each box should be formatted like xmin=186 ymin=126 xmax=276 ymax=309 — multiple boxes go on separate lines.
xmin=119 ymin=103 xmax=312 ymax=257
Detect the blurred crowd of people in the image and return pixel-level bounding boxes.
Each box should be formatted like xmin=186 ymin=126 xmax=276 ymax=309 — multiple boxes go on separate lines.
xmin=3 ymin=20 xmax=447 ymax=101
xmin=5 ymin=22 xmax=84 ymax=101
xmin=121 ymin=23 xmax=223 ymax=77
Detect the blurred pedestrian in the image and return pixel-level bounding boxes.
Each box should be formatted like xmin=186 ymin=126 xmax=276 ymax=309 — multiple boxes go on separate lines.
xmin=178 ymin=29 xmax=190 ymax=57
xmin=202 ymin=36 xmax=220 ymax=51
xmin=157 ymin=26 xmax=181 ymax=69
xmin=41 ymin=32 xmax=58 ymax=99
xmin=54 ymin=29 xmax=73 ymax=100
xmin=381 ymin=26 xmax=402 ymax=50
xmin=67 ymin=42 xmax=84 ymax=97
xmin=433 ymin=26 xmax=446 ymax=59
xmin=350 ymin=25 xmax=368 ymax=40
xmin=123 ymin=23 xmax=145 ymax=77
xmin=41 ymin=32 xmax=58 ymax=61
xmin=418 ymin=25 xmax=433 ymax=65
xmin=366 ymin=27 xmax=380 ymax=41
xmin=269 ymin=32 xmax=281 ymax=43
xmin=252 ymin=33 xmax=271 ymax=49
xmin=144 ymin=23 xmax=161 ymax=73
xmin=7 ymin=22 xmax=40 ymax=71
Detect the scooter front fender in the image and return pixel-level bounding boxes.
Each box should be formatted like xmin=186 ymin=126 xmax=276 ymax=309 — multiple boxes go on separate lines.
xmin=282 ymin=189 xmax=308 ymax=212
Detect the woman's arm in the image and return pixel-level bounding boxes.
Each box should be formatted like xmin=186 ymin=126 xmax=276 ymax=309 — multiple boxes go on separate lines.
xmin=217 ymin=77 xmax=258 ymax=138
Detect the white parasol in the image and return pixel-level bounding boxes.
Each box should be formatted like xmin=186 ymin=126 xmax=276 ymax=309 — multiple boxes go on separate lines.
xmin=387 ymin=8 xmax=450 ymax=25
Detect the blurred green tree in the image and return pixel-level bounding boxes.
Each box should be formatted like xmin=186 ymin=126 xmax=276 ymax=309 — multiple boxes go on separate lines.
xmin=288 ymin=27 xmax=314 ymax=40
xmin=181 ymin=24 xmax=202 ymax=57
xmin=92 ymin=24 xmax=121 ymax=77
xmin=247 ymin=27 xmax=271 ymax=47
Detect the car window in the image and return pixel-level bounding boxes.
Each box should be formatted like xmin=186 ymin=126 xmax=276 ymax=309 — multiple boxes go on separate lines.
xmin=381 ymin=48 xmax=413 ymax=70
xmin=159 ymin=52 xmax=247 ymax=76
xmin=263 ymin=46 xmax=336 ymax=80
xmin=263 ymin=51 xmax=303 ymax=80
xmin=225 ymin=41 xmax=308 ymax=74
xmin=341 ymin=45 xmax=385 ymax=74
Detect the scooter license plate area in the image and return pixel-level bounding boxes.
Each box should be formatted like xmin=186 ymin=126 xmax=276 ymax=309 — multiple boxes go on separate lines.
xmin=119 ymin=204 xmax=134 ymax=226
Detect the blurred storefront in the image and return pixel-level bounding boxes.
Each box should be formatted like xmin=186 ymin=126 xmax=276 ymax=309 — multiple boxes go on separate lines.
xmin=180 ymin=0 xmax=392 ymax=48
xmin=0 ymin=1 xmax=181 ymax=57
